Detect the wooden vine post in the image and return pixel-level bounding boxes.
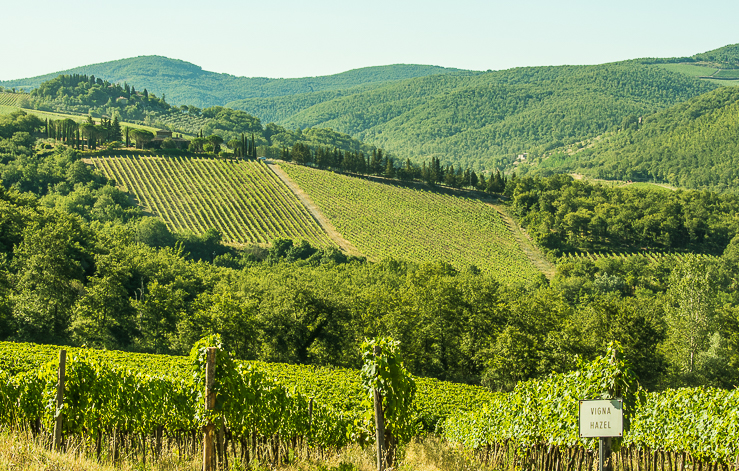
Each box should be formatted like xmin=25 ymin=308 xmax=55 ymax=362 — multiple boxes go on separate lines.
xmin=202 ymin=347 xmax=216 ymax=471
xmin=373 ymin=345 xmax=386 ymax=471
xmin=52 ymin=349 xmax=66 ymax=451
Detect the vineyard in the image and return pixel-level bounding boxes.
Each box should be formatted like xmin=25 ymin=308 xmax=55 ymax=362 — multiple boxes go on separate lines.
xmin=0 ymin=340 xmax=495 ymax=467
xmin=714 ymin=69 xmax=739 ymax=79
xmin=443 ymin=343 xmax=739 ymax=471
xmin=0 ymin=341 xmax=496 ymax=432
xmin=561 ymin=251 xmax=718 ymax=263
xmin=1 ymin=341 xmax=736 ymax=470
xmin=0 ymin=92 xmax=23 ymax=107
xmin=279 ymin=163 xmax=542 ymax=285
xmin=92 ymin=155 xmax=335 ymax=247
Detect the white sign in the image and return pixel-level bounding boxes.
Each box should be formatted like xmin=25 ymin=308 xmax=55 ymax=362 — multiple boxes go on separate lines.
xmin=579 ymin=399 xmax=623 ymax=438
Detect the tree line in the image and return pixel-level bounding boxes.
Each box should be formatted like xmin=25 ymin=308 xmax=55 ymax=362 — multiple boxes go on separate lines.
xmin=510 ymin=173 xmax=739 ymax=256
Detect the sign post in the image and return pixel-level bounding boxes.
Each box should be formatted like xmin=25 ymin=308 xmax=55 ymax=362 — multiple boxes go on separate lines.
xmin=579 ymin=399 xmax=623 ymax=471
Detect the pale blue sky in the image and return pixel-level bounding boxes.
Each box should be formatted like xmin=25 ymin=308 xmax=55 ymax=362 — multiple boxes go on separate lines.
xmin=2 ymin=0 xmax=738 ymax=81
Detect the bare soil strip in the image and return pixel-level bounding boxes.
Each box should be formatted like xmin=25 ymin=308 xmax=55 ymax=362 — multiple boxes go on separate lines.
xmin=267 ymin=162 xmax=364 ymax=257
xmin=490 ymin=203 xmax=556 ymax=279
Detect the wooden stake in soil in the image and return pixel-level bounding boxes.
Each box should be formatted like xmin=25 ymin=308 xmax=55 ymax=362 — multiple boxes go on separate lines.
xmin=202 ymin=347 xmax=216 ymax=471
xmin=373 ymin=345 xmax=386 ymax=471
xmin=52 ymin=349 xmax=66 ymax=451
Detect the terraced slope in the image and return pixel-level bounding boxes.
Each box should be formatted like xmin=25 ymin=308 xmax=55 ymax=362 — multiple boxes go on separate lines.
xmin=92 ymin=156 xmax=335 ymax=247
xmin=279 ymin=163 xmax=542 ymax=284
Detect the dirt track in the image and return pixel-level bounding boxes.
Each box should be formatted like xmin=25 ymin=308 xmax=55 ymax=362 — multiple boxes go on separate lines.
xmin=267 ymin=163 xmax=363 ymax=257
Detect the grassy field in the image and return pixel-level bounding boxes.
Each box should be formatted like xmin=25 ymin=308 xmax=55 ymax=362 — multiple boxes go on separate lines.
xmin=92 ymin=155 xmax=336 ymax=247
xmin=279 ymin=163 xmax=542 ymax=285
xmin=714 ymin=69 xmax=739 ymax=79
xmin=702 ymin=78 xmax=739 ymax=87
xmin=657 ymin=63 xmax=718 ymax=77
xmin=0 ymin=431 xmax=484 ymax=471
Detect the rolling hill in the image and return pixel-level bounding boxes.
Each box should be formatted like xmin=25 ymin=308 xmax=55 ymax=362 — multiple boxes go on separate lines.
xmin=0 ymin=56 xmax=465 ymax=108
xmin=277 ymin=162 xmax=544 ymax=284
xmin=231 ymin=63 xmax=716 ymax=172
xmin=531 ymin=85 xmax=739 ymax=192
xmin=4 ymin=43 xmax=738 ymax=178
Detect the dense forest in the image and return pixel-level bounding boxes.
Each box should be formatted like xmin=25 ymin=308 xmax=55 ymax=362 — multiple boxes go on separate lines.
xmin=635 ymin=43 xmax=739 ymax=68
xmin=532 ymin=86 xmax=739 ymax=192
xmin=12 ymin=74 xmax=382 ymax=159
xmin=7 ymin=50 xmax=737 ymax=175
xmin=1 ymin=114 xmax=738 ymax=394
xmin=509 ymin=173 xmax=739 ymax=256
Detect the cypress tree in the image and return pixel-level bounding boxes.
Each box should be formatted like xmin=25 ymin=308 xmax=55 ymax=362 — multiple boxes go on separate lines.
xmin=251 ymin=133 xmax=257 ymax=158
xmin=111 ymin=115 xmax=122 ymax=142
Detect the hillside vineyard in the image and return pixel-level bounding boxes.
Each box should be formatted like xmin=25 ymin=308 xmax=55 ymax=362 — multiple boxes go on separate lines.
xmin=93 ymin=156 xmax=335 ymax=247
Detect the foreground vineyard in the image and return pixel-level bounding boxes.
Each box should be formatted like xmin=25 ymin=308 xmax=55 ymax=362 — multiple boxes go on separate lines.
xmin=1 ymin=342 xmax=737 ymax=470
xmin=92 ymin=156 xmax=335 ymax=247
xmin=444 ymin=344 xmax=739 ymax=470
xmin=279 ymin=163 xmax=541 ymax=284
xmin=0 ymin=341 xmax=495 ymax=430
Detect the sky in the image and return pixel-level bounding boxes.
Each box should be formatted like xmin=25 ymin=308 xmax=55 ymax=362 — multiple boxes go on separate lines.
xmin=2 ymin=0 xmax=738 ymax=81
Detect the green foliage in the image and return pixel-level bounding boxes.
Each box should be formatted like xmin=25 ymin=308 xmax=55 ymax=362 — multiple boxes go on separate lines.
xmin=541 ymin=86 xmax=739 ymax=191
xmin=445 ymin=342 xmax=739 ymax=465
xmin=228 ymin=63 xmax=715 ymax=172
xmin=509 ymin=174 xmax=739 ymax=256
xmin=444 ymin=342 xmax=636 ymax=449
xmin=26 ymin=74 xmax=170 ymax=121
xmin=0 ymin=56 xmax=462 ymax=108
xmin=360 ymin=337 xmax=418 ymax=450
xmin=692 ymin=43 xmax=739 ymax=68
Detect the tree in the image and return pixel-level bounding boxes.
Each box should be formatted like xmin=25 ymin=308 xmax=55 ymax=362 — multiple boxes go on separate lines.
xmin=79 ymin=123 xmax=96 ymax=150
xmin=135 ymin=217 xmax=175 ymax=248
xmin=189 ymin=137 xmax=206 ymax=153
xmin=70 ymin=246 xmax=134 ymax=348
xmin=160 ymin=137 xmax=177 ymax=149
xmin=110 ymin=115 xmax=122 ymax=142
xmin=207 ymin=134 xmax=224 ymax=155
xmin=130 ymin=128 xmax=154 ymax=149
xmin=661 ymin=255 xmax=720 ymax=385
xmin=11 ymin=215 xmax=90 ymax=342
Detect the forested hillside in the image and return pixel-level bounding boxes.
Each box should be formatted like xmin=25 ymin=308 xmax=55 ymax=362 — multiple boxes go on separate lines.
xmin=1 ymin=73 xmax=379 ymax=159
xmin=231 ymin=63 xmax=716 ymax=172
xmin=6 ymin=49 xmax=736 ymax=176
xmin=534 ymin=86 xmax=739 ymax=191
xmin=635 ymin=43 xmax=739 ymax=68
xmin=0 ymin=56 xmax=463 ymax=108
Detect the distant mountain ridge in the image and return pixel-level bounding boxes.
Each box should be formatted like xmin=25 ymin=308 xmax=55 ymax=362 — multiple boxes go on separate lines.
xmin=0 ymin=56 xmax=466 ymax=108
